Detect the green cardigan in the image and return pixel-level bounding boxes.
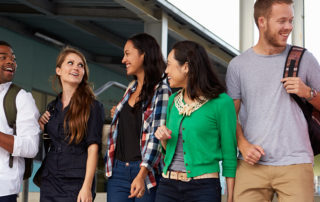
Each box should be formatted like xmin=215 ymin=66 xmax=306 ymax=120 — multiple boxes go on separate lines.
xmin=163 ymin=92 xmax=237 ymax=178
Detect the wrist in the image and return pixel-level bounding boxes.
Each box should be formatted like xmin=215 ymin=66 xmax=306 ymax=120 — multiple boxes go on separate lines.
xmin=306 ymin=88 xmax=317 ymax=101
xmin=137 ymin=166 xmax=149 ymax=179
xmin=237 ymin=137 xmax=249 ymax=151
xmin=161 ymin=140 xmax=167 ymax=148
xmin=81 ymin=181 xmax=92 ymax=190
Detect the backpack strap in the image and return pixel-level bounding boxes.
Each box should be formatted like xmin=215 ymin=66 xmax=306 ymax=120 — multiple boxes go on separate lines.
xmin=3 ymin=83 xmax=21 ymax=168
xmin=3 ymin=83 xmax=21 ymax=129
xmin=283 ymin=46 xmax=313 ymax=120
xmin=283 ymin=46 xmax=306 ymax=78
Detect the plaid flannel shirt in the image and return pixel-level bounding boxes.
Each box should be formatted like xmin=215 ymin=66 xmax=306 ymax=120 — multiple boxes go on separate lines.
xmin=105 ymin=79 xmax=171 ymax=189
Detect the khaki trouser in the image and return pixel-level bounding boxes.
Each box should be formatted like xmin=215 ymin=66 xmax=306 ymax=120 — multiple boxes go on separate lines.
xmin=234 ymin=160 xmax=314 ymax=202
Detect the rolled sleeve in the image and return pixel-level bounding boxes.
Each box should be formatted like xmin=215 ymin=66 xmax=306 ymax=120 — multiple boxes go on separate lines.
xmin=12 ymin=90 xmax=40 ymax=158
xmin=86 ymin=101 xmax=105 ymax=149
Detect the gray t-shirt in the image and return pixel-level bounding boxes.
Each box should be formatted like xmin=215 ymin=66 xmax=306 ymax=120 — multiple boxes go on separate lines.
xmin=226 ymin=45 xmax=320 ymax=165
xmin=169 ymin=119 xmax=186 ymax=172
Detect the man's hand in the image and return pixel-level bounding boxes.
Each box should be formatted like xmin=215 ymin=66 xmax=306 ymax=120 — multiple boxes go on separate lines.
xmin=239 ymin=140 xmax=265 ymax=165
xmin=281 ymin=77 xmax=311 ymax=98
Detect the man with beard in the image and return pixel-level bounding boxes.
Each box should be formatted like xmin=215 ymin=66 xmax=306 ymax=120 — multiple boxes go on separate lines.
xmin=0 ymin=41 xmax=40 ymax=202
xmin=226 ymin=0 xmax=320 ymax=201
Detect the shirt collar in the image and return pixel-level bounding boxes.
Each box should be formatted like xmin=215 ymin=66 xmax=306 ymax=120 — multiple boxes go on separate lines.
xmin=128 ymin=80 xmax=138 ymax=93
xmin=0 ymin=82 xmax=12 ymax=93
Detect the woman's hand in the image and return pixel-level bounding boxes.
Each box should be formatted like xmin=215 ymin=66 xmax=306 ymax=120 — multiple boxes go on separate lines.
xmin=128 ymin=166 xmax=148 ymax=199
xmin=110 ymin=106 xmax=116 ymax=118
xmin=38 ymin=111 xmax=50 ymax=131
xmin=77 ymin=186 xmax=92 ymax=202
xmin=155 ymin=125 xmax=172 ymax=150
xmin=155 ymin=125 xmax=172 ymax=141
xmin=128 ymin=175 xmax=146 ymax=198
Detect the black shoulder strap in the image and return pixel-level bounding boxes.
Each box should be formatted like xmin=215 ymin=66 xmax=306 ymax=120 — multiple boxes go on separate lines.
xmin=283 ymin=46 xmax=312 ymax=120
xmin=283 ymin=45 xmax=306 ymax=78
xmin=3 ymin=83 xmax=21 ymax=130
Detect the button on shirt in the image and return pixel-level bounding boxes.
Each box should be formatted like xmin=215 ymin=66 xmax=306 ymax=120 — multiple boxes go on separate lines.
xmin=0 ymin=82 xmax=40 ymax=196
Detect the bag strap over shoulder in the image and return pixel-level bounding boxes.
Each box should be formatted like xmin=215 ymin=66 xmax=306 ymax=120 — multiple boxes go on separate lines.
xmin=3 ymin=83 xmax=22 ymax=168
xmin=283 ymin=45 xmax=306 ymax=78
xmin=283 ymin=46 xmax=320 ymax=156
xmin=282 ymin=46 xmax=312 ymax=117
xmin=3 ymin=83 xmax=21 ymax=130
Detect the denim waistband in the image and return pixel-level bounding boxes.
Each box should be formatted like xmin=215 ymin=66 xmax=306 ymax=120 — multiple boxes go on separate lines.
xmin=114 ymin=159 xmax=141 ymax=168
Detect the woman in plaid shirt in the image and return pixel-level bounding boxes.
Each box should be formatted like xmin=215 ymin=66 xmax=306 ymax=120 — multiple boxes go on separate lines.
xmin=105 ymin=33 xmax=171 ymax=202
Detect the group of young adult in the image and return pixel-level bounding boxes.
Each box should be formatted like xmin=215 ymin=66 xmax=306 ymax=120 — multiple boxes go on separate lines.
xmin=0 ymin=0 xmax=320 ymax=202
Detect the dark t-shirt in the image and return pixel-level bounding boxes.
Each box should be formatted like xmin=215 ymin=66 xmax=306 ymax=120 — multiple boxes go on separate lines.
xmin=115 ymin=102 xmax=142 ymax=162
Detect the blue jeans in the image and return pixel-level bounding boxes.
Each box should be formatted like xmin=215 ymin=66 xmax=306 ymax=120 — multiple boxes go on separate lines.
xmin=155 ymin=177 xmax=221 ymax=202
xmin=0 ymin=194 xmax=17 ymax=202
xmin=107 ymin=160 xmax=159 ymax=202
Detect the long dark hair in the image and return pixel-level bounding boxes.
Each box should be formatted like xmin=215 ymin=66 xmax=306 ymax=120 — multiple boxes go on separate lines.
xmin=172 ymin=40 xmax=225 ymax=101
xmin=128 ymin=33 xmax=166 ymax=109
xmin=54 ymin=47 xmax=95 ymax=144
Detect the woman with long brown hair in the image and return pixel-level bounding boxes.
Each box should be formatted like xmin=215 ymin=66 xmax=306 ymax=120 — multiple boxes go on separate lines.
xmin=38 ymin=47 xmax=104 ymax=202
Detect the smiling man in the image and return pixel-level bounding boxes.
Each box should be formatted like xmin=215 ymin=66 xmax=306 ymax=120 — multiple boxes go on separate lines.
xmin=0 ymin=41 xmax=40 ymax=202
xmin=226 ymin=0 xmax=320 ymax=201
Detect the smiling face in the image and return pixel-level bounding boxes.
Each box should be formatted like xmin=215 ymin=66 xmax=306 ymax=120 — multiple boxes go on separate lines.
xmin=262 ymin=3 xmax=294 ymax=48
xmin=165 ymin=50 xmax=188 ymax=89
xmin=0 ymin=45 xmax=17 ymax=84
xmin=122 ymin=40 xmax=145 ymax=77
xmin=56 ymin=53 xmax=85 ymax=88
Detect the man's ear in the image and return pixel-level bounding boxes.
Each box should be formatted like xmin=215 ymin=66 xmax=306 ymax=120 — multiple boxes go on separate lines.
xmin=258 ymin=16 xmax=266 ymax=30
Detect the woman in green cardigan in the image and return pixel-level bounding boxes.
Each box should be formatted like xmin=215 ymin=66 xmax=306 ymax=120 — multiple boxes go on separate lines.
xmin=155 ymin=41 xmax=237 ymax=202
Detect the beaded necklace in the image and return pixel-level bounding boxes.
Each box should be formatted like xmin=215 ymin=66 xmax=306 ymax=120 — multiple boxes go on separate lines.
xmin=174 ymin=90 xmax=208 ymax=116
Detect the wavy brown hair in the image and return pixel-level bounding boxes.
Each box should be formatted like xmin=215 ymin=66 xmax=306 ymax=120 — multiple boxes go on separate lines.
xmin=54 ymin=47 xmax=94 ymax=144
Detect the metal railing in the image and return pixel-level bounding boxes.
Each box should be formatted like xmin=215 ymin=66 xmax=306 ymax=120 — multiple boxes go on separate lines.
xmin=94 ymin=81 xmax=127 ymax=96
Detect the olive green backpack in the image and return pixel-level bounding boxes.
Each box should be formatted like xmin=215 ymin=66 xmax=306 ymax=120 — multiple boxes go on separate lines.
xmin=3 ymin=83 xmax=33 ymax=180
